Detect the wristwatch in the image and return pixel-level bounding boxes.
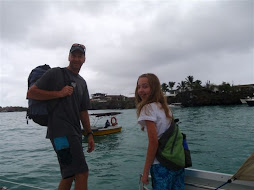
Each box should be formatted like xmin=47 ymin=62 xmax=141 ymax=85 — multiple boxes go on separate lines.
xmin=87 ymin=131 xmax=93 ymax=137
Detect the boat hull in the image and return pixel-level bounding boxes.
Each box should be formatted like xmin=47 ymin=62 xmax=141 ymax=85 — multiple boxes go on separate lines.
xmin=240 ymin=99 xmax=247 ymax=104
xmin=83 ymin=126 xmax=122 ymax=136
xmin=185 ymin=168 xmax=254 ymax=190
xmin=246 ymin=100 xmax=254 ymax=106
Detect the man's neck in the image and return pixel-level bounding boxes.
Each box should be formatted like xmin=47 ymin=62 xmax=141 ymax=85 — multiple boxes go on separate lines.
xmin=67 ymin=66 xmax=80 ymax=74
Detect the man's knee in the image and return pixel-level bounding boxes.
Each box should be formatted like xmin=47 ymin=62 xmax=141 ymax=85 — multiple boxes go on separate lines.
xmin=62 ymin=175 xmax=75 ymax=182
xmin=74 ymin=171 xmax=89 ymax=190
xmin=58 ymin=176 xmax=75 ymax=190
xmin=76 ymin=171 xmax=89 ymax=179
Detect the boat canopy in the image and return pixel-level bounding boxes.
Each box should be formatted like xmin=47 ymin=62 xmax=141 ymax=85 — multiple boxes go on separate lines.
xmin=90 ymin=112 xmax=122 ymax=117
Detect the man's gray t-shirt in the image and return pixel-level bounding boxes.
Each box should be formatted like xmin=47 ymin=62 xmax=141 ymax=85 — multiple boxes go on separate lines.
xmin=35 ymin=67 xmax=90 ymax=139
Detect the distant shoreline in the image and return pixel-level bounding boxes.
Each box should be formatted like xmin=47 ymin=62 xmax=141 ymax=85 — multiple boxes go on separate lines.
xmin=0 ymin=106 xmax=27 ymax=112
xmin=1 ymin=88 xmax=254 ymax=112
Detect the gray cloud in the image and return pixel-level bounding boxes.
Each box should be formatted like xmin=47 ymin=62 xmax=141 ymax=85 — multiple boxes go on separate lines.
xmin=0 ymin=0 xmax=253 ymax=107
xmin=1 ymin=1 xmax=48 ymax=42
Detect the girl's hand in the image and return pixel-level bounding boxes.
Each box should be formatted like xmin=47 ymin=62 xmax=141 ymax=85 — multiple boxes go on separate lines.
xmin=142 ymin=172 xmax=149 ymax=185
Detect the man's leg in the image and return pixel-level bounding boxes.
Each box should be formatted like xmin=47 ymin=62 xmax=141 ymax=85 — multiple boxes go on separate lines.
xmin=74 ymin=171 xmax=89 ymax=190
xmin=58 ymin=176 xmax=74 ymax=190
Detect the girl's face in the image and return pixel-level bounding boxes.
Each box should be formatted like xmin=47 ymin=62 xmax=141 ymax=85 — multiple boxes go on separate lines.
xmin=137 ymin=77 xmax=151 ymax=101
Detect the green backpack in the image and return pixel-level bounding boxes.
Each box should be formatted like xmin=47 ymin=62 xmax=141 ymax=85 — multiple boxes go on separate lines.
xmin=156 ymin=119 xmax=192 ymax=170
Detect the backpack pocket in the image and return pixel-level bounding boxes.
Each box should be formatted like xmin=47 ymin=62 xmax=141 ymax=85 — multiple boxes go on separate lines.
xmin=156 ymin=122 xmax=186 ymax=170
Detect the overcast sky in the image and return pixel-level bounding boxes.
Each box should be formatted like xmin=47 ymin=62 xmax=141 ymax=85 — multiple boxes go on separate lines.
xmin=0 ymin=0 xmax=253 ymax=107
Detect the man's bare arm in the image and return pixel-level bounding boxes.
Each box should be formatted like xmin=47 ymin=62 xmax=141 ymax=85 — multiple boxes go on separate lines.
xmin=27 ymin=84 xmax=73 ymax=100
xmin=80 ymin=110 xmax=94 ymax=153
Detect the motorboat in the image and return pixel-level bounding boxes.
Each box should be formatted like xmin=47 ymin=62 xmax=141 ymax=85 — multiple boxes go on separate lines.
xmin=139 ymin=153 xmax=254 ymax=190
xmin=82 ymin=112 xmax=122 ymax=136
xmin=240 ymin=95 xmax=254 ymax=104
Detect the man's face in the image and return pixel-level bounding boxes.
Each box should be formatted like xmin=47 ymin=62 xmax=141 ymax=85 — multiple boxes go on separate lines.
xmin=68 ymin=51 xmax=86 ymax=71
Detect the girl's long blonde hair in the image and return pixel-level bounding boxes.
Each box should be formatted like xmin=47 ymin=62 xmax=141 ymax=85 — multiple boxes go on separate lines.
xmin=135 ymin=73 xmax=172 ymax=119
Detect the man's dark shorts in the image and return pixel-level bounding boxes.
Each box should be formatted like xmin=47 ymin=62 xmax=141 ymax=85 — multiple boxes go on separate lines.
xmin=51 ymin=135 xmax=88 ymax=179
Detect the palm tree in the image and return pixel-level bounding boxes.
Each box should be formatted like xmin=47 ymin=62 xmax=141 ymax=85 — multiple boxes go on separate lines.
xmin=177 ymin=81 xmax=187 ymax=92
xmin=168 ymin=81 xmax=175 ymax=91
xmin=168 ymin=81 xmax=176 ymax=95
xmin=185 ymin=75 xmax=194 ymax=90
xmin=193 ymin=80 xmax=202 ymax=89
xmin=161 ymin=83 xmax=169 ymax=94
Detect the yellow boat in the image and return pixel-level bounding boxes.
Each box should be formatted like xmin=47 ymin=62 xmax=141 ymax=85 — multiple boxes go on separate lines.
xmin=82 ymin=112 xmax=122 ymax=136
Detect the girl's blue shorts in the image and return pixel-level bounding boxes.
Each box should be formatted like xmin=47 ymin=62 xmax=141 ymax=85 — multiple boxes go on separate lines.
xmin=150 ymin=163 xmax=185 ymax=190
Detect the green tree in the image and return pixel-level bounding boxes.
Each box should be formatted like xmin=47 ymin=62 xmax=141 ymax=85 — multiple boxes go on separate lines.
xmin=218 ymin=82 xmax=231 ymax=92
xmin=176 ymin=81 xmax=187 ymax=92
xmin=205 ymin=80 xmax=217 ymax=91
xmin=193 ymin=80 xmax=202 ymax=90
xmin=168 ymin=81 xmax=175 ymax=91
xmin=185 ymin=75 xmax=194 ymax=90
xmin=161 ymin=83 xmax=169 ymax=94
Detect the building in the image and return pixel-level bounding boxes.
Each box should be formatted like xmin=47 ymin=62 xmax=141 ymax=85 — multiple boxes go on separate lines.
xmin=234 ymin=84 xmax=254 ymax=89
xmin=91 ymin=93 xmax=107 ymax=102
xmin=91 ymin=93 xmax=128 ymax=102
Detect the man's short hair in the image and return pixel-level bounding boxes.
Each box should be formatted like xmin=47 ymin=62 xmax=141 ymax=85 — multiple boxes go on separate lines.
xmin=70 ymin=43 xmax=86 ymax=55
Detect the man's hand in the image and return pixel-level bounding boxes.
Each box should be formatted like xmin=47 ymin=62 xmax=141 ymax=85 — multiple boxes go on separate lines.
xmin=80 ymin=110 xmax=94 ymax=153
xmin=87 ymin=135 xmax=95 ymax=153
xmin=59 ymin=85 xmax=73 ymax=97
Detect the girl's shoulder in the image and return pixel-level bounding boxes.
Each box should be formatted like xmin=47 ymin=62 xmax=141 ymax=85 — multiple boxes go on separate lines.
xmin=148 ymin=102 xmax=161 ymax=109
xmin=142 ymin=102 xmax=160 ymax=113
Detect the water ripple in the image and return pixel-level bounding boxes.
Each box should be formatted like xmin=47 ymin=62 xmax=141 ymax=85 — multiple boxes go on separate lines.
xmin=0 ymin=106 xmax=253 ymax=189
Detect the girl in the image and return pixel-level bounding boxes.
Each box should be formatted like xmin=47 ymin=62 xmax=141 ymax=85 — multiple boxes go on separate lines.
xmin=135 ymin=73 xmax=184 ymax=190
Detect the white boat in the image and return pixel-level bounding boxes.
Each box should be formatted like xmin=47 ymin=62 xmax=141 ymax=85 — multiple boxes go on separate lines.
xmin=240 ymin=95 xmax=254 ymax=104
xmin=184 ymin=168 xmax=254 ymax=190
xmin=139 ymin=153 xmax=254 ymax=190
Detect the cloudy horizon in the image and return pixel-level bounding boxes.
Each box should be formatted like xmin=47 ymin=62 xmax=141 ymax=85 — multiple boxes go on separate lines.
xmin=0 ymin=0 xmax=253 ymax=107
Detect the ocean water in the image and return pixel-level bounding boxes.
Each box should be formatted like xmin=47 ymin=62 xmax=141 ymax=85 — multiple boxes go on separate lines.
xmin=0 ymin=105 xmax=253 ymax=190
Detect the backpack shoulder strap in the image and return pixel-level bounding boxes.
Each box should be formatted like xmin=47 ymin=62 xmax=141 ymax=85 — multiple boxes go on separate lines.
xmin=163 ymin=118 xmax=176 ymax=136
xmin=158 ymin=118 xmax=176 ymax=149
xmin=60 ymin=67 xmax=72 ymax=86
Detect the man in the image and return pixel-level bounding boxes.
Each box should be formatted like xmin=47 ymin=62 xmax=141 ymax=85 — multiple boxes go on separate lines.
xmin=27 ymin=43 xmax=95 ymax=190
